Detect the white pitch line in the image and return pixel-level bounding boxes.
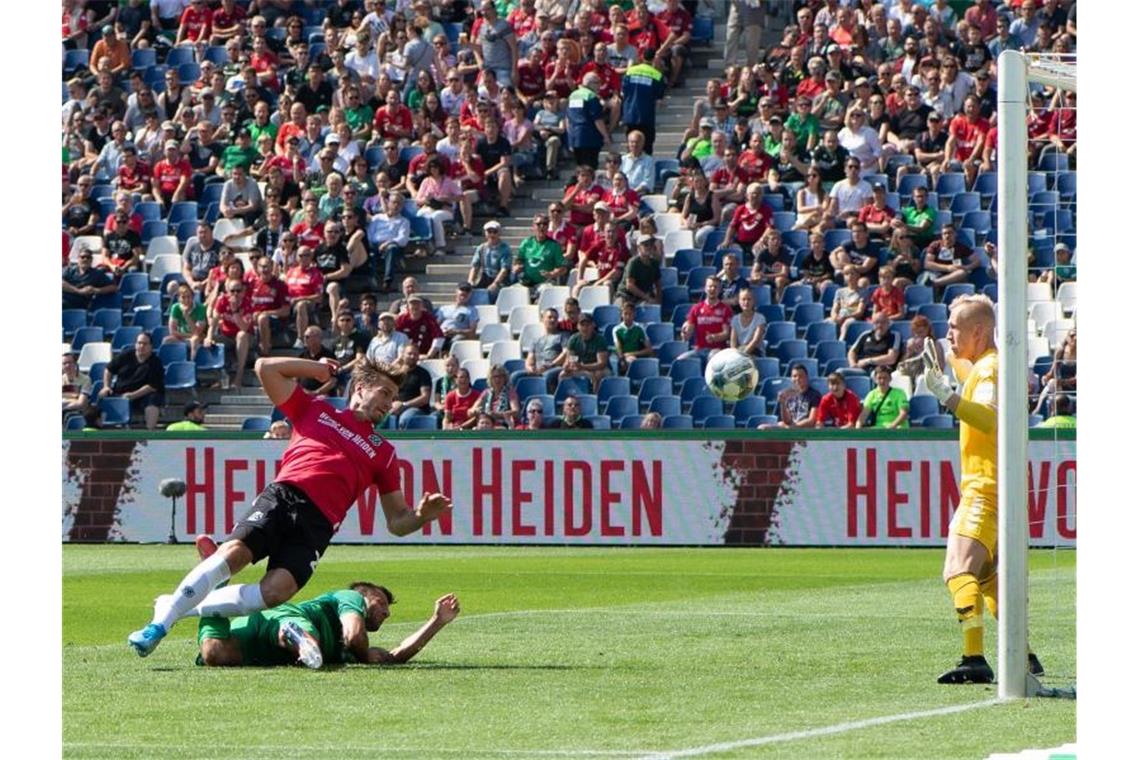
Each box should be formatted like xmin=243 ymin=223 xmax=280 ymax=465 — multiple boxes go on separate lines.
xmin=636 ymin=699 xmax=1002 ymax=759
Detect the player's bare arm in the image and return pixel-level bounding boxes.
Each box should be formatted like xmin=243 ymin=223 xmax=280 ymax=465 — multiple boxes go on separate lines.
xmin=379 ymin=490 xmax=453 ymax=536
xmin=367 ymin=594 xmax=461 ymax=665
xmin=255 ymin=356 xmax=340 ymax=406
xmin=339 ymin=611 xmax=371 ymax=663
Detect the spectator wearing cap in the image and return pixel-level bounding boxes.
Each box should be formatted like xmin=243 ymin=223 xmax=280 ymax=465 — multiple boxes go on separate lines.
xmin=468 ymin=220 xmax=513 ymax=295
xmin=857 ymin=183 xmax=897 ymax=241
xmin=616 ymin=233 xmax=663 ymax=308
xmin=100 ymin=211 xmax=143 ymax=277
xmin=90 ymin=24 xmax=130 ymax=78
xmin=552 ymin=312 xmax=611 ymax=393
xmin=365 ymin=310 xmax=411 ymax=365
xmin=100 ymin=332 xmax=166 ymax=430
xmin=682 ymin=118 xmax=716 ymax=165
xmin=567 ymin=72 xmax=609 ymax=170
xmin=151 ymin=139 xmax=193 ymax=210
xmin=435 ymin=283 xmax=480 ymax=351
xmin=620 ymin=49 xmax=667 ymax=155
xmin=366 ymin=193 xmax=411 ymax=293
xmin=1038 ymin=242 xmax=1076 ymax=288
xmin=166 ymin=401 xmax=209 ymax=432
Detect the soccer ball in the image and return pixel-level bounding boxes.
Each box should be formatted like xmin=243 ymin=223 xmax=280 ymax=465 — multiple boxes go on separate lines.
xmin=704 ymin=349 xmax=760 ymax=402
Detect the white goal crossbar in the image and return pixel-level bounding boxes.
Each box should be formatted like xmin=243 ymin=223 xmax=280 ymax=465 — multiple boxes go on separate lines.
xmin=996 ymin=51 xmax=1076 ymax=700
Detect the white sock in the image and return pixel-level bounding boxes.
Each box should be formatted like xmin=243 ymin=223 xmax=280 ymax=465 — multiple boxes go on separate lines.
xmin=152 ymin=553 xmax=232 ymax=631
xmin=191 ymin=583 xmax=266 ymax=618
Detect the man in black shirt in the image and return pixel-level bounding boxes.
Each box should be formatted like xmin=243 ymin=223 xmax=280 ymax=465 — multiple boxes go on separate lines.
xmin=312 ymin=222 xmax=354 ymax=312
xmin=391 ymin=343 xmax=434 ymax=429
xmin=476 ymin=117 xmax=514 ymax=216
xmin=101 ymin=212 xmax=143 ymax=276
xmin=99 ymin=332 xmax=166 ymax=429
xmin=549 ymin=395 xmax=593 ymax=429
xmin=831 ymin=221 xmax=881 ymax=287
xmin=847 ymin=310 xmax=901 ymax=371
xmin=810 ymin=130 xmax=850 ymax=183
xmin=294 ymin=63 xmax=334 ymax=116
xmin=887 ymin=87 xmax=931 ymax=158
xmin=63 ymin=248 xmax=117 ymax=310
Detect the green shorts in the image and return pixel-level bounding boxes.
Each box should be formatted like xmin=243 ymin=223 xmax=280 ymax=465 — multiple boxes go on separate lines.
xmin=197 ymin=603 xmax=317 ymax=667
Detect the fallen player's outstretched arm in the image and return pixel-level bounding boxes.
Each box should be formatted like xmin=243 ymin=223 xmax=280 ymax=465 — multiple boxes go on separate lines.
xmin=368 ymin=594 xmax=460 ymax=665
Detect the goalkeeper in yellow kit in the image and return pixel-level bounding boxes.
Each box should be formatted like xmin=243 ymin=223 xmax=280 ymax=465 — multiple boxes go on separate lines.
xmin=922 ymin=295 xmax=1043 ymax=684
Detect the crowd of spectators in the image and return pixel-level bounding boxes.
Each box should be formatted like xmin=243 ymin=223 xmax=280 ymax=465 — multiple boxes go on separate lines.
xmin=61 ymin=0 xmax=1076 ymax=432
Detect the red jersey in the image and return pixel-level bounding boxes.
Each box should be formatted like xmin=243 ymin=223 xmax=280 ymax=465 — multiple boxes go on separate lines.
xmin=871 ymin=285 xmax=905 ymax=318
xmin=817 ymin=390 xmax=863 ymax=428
xmin=178 ymin=5 xmax=212 ymax=42
xmin=249 ymin=276 xmax=289 ymax=313
xmin=515 ymin=60 xmax=546 ymax=98
xmin=275 ymin=122 xmax=305 ymax=154
xmin=575 ymin=223 xmax=606 ymax=259
xmin=116 ymin=161 xmax=150 ymax=192
xmin=566 ymin=184 xmax=604 ymax=226
xmin=250 ymin=50 xmax=280 ymax=91
xmin=737 ymin=150 xmax=773 ymax=183
xmin=579 ymin=61 xmax=620 ymax=99
xmin=795 ymin=77 xmax=826 ymax=101
xmin=103 ymin=211 xmax=143 ymax=236
xmin=506 ymin=8 xmax=537 ymax=38
xmin=550 ymin=221 xmax=577 ymax=249
xmin=396 ymin=311 xmax=444 ymax=354
xmin=285 ymin=264 xmax=324 ymax=299
xmin=213 ymin=292 xmax=252 ymax=338
xmin=857 ymin=203 xmax=895 ymax=227
xmin=262 ymin=153 xmax=305 ymax=178
xmin=291 ymin=219 xmax=325 ymax=249
xmin=656 ymin=8 xmax=693 ymax=39
xmin=409 ymin=152 xmax=451 ymax=178
xmin=631 ymin=25 xmax=661 ymax=60
xmin=602 ymin=187 xmax=640 ymax=218
xmin=710 ymin=164 xmax=749 ymax=193
xmin=274 ymin=383 xmax=401 ymax=526
xmin=948 ymin=114 xmax=987 ymax=161
xmin=450 ymin=155 xmax=486 ymax=191
xmin=153 ymin=158 xmax=192 ymax=196
xmin=730 ymin=202 xmax=772 ymax=246
xmin=686 ymin=300 xmax=734 ymax=350
xmin=1048 ymin=109 xmax=1076 ymax=147
xmin=591 ymin=242 xmax=629 ymax=280
xmin=373 ymin=105 xmax=414 ymax=140
xmin=212 ymin=4 xmax=245 ymax=30
xmin=444 ymin=388 xmax=479 ymax=428
xmin=544 ymin=61 xmax=579 ymax=98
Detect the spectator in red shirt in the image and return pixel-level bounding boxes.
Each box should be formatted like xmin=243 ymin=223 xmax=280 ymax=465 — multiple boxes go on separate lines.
xmin=175 ymin=0 xmax=212 ymax=47
xmin=719 ymin=182 xmax=773 ymax=258
xmin=206 ymin=276 xmax=253 ymax=389
xmin=152 ymin=140 xmax=193 ymax=209
xmin=816 ymin=372 xmax=863 ymax=429
xmin=544 ymin=39 xmax=580 ymax=101
xmin=284 ymin=246 xmax=325 ymax=345
xmin=115 ymin=144 xmax=150 ymax=195
xmin=943 ymin=94 xmax=987 ymax=187
xmin=870 ymin=265 xmax=906 ymax=321
xmin=857 ymin=183 xmax=896 ymax=240
xmin=563 ymin=165 xmax=606 ymax=228
xmin=580 ymin=41 xmax=622 ymax=132
xmin=443 ymin=367 xmax=479 ymax=430
xmin=249 ymin=256 xmax=291 ymax=358
xmin=395 ymin=295 xmax=445 ymax=359
xmin=573 ymin=221 xmax=629 ymax=298
xmin=680 ymin=275 xmax=734 ymax=363
xmin=209 ymin=0 xmax=245 ymax=44
xmin=1045 ymin=89 xmax=1077 ymax=160
xmin=602 ymin=172 xmax=640 ymax=227
xmin=373 ymin=88 xmax=415 ymax=145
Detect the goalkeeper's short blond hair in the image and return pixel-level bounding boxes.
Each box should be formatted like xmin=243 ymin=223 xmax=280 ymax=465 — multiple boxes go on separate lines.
xmin=949 ymin=293 xmax=996 ymax=329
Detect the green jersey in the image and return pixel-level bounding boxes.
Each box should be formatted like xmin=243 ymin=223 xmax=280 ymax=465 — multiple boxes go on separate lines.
xmin=165 ymin=420 xmax=207 ymax=431
xmin=901 ymin=204 xmax=937 ymax=245
xmin=245 ymin=120 xmax=278 ymax=148
xmin=783 ymin=112 xmax=820 ymax=150
xmin=862 ymin=386 xmax=910 ymax=428
xmin=515 ymin=236 xmax=564 ymax=286
xmin=220 ymin=144 xmax=261 ymax=172
xmin=344 ymin=104 xmax=374 ymax=134
xmin=613 ymin=322 xmax=648 ymax=354
xmin=1038 ymin=415 xmax=1076 ymax=429
xmin=197 ymin=589 xmax=367 ymax=666
xmin=169 ymin=301 xmax=207 ymax=334
xmin=566 ymin=332 xmax=608 ymax=365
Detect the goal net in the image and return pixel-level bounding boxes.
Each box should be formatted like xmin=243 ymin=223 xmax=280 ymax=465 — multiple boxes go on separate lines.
xmin=996 ymin=51 xmax=1076 ymax=700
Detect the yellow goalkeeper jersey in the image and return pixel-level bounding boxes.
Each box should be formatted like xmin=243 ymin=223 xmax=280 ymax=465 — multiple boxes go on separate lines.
xmin=959 ymin=348 xmax=998 ymax=501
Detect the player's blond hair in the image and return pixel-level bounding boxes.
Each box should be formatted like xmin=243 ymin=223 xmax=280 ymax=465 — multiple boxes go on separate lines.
xmin=949 ymin=293 xmax=996 ymax=328
xmin=353 ymin=356 xmax=406 ymax=390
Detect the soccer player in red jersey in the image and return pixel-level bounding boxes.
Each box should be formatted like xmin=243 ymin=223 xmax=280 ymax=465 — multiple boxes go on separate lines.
xmin=129 ymin=355 xmax=453 ymax=657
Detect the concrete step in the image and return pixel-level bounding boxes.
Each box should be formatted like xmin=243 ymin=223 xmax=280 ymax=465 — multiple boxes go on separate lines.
xmin=424 ymin=263 xmax=470 ymax=277
xmin=219 ymin=392 xmax=270 ymax=405
xmin=206 ymin=405 xmax=273 ymax=418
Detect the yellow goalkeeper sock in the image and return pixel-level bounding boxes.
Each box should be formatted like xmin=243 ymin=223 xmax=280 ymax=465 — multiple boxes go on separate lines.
xmin=947 ymin=574 xmax=984 ymax=657
xmin=979 ymin=572 xmax=998 ymax=620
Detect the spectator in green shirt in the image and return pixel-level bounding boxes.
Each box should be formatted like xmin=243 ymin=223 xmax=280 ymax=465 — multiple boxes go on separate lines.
xmin=512 ymin=213 xmax=567 ymax=288
xmin=612 ymin=301 xmax=654 ymax=375
xmin=219 ymin=128 xmax=261 ymax=176
xmin=1037 ymin=394 xmax=1075 ymax=429
xmin=857 ymin=365 xmax=910 ymax=429
xmin=554 ymin=312 xmax=611 ymax=392
xmin=166 ymin=401 xmax=209 ymax=431
xmin=784 ymin=96 xmax=820 ymax=151
xmin=889 ymin=185 xmax=937 ymax=249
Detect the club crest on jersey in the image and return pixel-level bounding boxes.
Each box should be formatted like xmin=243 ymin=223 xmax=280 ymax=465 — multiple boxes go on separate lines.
xmin=369 ymin=434 xmax=383 ymax=446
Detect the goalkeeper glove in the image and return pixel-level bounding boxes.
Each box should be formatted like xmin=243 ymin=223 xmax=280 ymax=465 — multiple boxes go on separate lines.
xmin=922 ymin=337 xmax=954 ymax=404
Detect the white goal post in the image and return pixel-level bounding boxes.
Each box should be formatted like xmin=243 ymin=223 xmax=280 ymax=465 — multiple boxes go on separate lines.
xmin=996 ymin=50 xmax=1076 ymax=700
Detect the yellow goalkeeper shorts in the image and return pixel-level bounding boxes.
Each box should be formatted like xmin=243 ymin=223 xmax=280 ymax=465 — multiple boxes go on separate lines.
xmin=949 ymin=493 xmax=998 ymax=558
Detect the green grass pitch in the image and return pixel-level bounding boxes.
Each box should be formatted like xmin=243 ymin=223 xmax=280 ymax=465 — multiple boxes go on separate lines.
xmin=63 ymin=546 xmax=1075 ymax=759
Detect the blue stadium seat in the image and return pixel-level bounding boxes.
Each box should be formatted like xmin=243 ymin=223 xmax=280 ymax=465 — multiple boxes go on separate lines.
xmin=1036 ymin=152 xmax=1069 ymax=173
xmin=98 ymin=397 xmax=131 ymax=428
xmin=702 ymin=415 xmax=736 ymax=430
xmin=670 ymin=303 xmax=691 ymax=332
xmin=940 ymin=283 xmax=975 ymax=304
xmin=646 ymin=322 xmax=674 ymax=348
xmin=731 ymin=396 xmax=767 ymax=427
xmin=140 ymin=219 xmax=168 ymax=244
xmin=668 ymin=357 xmax=702 ymax=392
xmin=242 ymin=416 xmax=273 ymax=433
xmin=165 ymin=47 xmax=196 ymax=67
xmin=934 ymin=172 xmax=967 ymax=201
xmin=685 ymin=266 xmax=717 ymax=296
xmin=620 ymin=414 xmax=645 ymax=429
xmin=788 ymin=357 xmax=819 ymax=378
xmin=164 ymin=361 xmax=197 ymax=391
xmin=930 ymin=320 xmax=949 ymax=339
xmin=131 ymin=309 xmax=164 ymax=331
xmin=66 ymin=414 xmax=86 ymax=431
xmin=791 ymin=302 xmax=825 ymax=333
xmin=949 ymin=192 xmax=981 ymax=221
xmin=1054 ymin=171 xmax=1076 ymax=204
xmin=923 ymin=413 xmax=956 ymax=429
xmin=203 ymin=45 xmax=229 ymax=66
xmin=131 ymin=48 xmax=157 ymax=70
xmin=671 ymin=248 xmax=703 ymax=276
xmin=523 ymin=394 xmax=555 ymax=417
xmin=762 ymin=194 xmax=785 ymax=212
xmin=781 ymin=230 xmax=809 ymax=251
xmin=751 ymin=284 xmax=772 ymax=306
xmin=62 ymin=309 xmax=88 ymax=339
xmin=587 ymin=415 xmax=612 ymax=430
xmin=656 ymin=340 xmax=689 ymax=370
xmin=626 ymin=357 xmax=660 ymax=390
xmin=662 ymin=414 xmax=694 ymax=429
xmin=649 ymin=396 xmax=682 ymax=418
xmin=569 ymin=394 xmax=598 ymax=418
xmin=757 ymin=304 xmax=785 ymax=325
xmin=63 ymin=49 xmax=90 ymax=74
xmin=820 ymin=282 xmax=839 ymax=312
xmin=199 ymin=183 xmax=225 ymax=210
xmin=804 ymin=320 xmax=837 ymax=349
xmin=654 ymin=159 xmax=680 ymax=192
xmin=690 ymin=395 xmax=724 ymax=426
xmin=604 ymin=394 xmax=638 ymax=422
xmin=195 ymin=343 xmax=225 ymax=372
xmin=405 ymin=414 xmax=440 ymax=430
xmin=973 ymin=172 xmax=998 ymax=208
xmin=638 ymin=376 xmax=673 ymax=411
xmin=71 ymin=326 xmax=105 ymax=352
xmin=823 ymin=229 xmax=852 ymax=250
xmin=514 ymin=376 xmax=546 ymax=400
xmin=592 ymin=304 xmax=620 ymax=331
xmin=908 ymin=395 xmax=941 ymax=425
xmin=763 ymin=321 xmax=796 ymax=349
xmin=843 ymin=321 xmax=873 ymax=348
xmin=760 ymin=377 xmax=792 ymax=413
xmin=775 ymin=339 xmax=808 ymax=369
xmin=747 ymin=415 xmax=779 ymax=428
xmin=780 ymin=284 xmax=815 ymax=316
xmin=661 ymin=286 xmax=690 ymax=319
xmin=917 ymin=303 xmax=948 ymax=323
xmin=177 ymin=61 xmax=201 ymax=85
xmin=754 ymin=356 xmax=780 ymax=380
xmin=157 ymin=342 xmax=187 ymax=366
xmin=813 ymin=340 xmax=847 ymax=367
xmin=635 ymin=304 xmax=662 ymax=324
xmin=554 ymin=377 xmax=592 ymax=403
xmin=960 ymin=211 xmax=991 ymax=235
xmin=111 ymin=326 xmax=143 ymax=353
xmin=597 ymin=376 xmax=631 ymax=407
xmin=691 ymin=15 xmax=714 ymax=43
xmin=130 ymin=292 xmax=163 ymax=315
xmin=771 ymin=212 xmax=796 ymax=232
xmin=843 ymin=374 xmax=872 ymax=399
